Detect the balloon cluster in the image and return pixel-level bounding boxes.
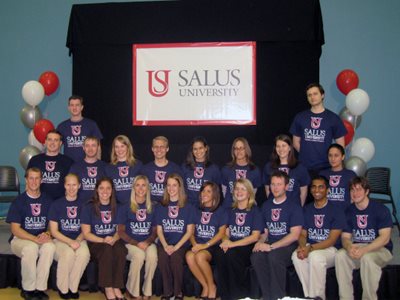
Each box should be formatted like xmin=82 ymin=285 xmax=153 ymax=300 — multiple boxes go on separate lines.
xmin=19 ymin=71 xmax=59 ymax=169
xmin=336 ymin=69 xmax=374 ymax=176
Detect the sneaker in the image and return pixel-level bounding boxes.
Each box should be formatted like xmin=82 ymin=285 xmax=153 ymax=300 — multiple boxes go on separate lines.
xmin=69 ymin=290 xmax=80 ymax=299
xmin=58 ymin=290 xmax=70 ymax=299
xmin=35 ymin=290 xmax=49 ymax=300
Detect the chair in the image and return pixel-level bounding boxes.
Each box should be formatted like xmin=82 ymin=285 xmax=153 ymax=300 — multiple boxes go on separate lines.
xmin=0 ymin=166 xmax=21 ymax=203
xmin=365 ymin=167 xmax=400 ymax=234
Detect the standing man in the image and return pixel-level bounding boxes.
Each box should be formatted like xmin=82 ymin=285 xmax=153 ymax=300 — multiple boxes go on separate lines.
xmin=6 ymin=167 xmax=55 ymax=300
xmin=140 ymin=136 xmax=182 ymax=203
xmin=292 ymin=176 xmax=345 ymax=300
xmin=251 ymin=170 xmax=303 ymax=300
xmin=27 ymin=130 xmax=73 ymax=200
xmin=69 ymin=136 xmax=106 ymax=202
xmin=335 ymin=176 xmax=393 ymax=300
xmin=57 ymin=95 xmax=103 ymax=162
xmin=290 ymin=83 xmax=347 ymax=176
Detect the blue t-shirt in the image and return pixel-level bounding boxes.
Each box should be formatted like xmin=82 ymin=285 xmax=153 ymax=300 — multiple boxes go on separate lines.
xmin=48 ymin=196 xmax=84 ymax=239
xmin=57 ymin=118 xmax=103 ymax=162
xmin=182 ymin=162 xmax=221 ymax=206
xmin=81 ymin=202 xmax=118 ymax=237
xmin=69 ymin=159 xmax=107 ymax=202
xmin=261 ymin=197 xmax=304 ymax=244
xmin=289 ymin=109 xmax=347 ymax=170
xmin=117 ymin=202 xmax=155 ymax=242
xmin=6 ymin=192 xmax=52 ymax=236
xmin=221 ymin=164 xmax=262 ymax=208
xmin=155 ymin=201 xmax=195 ymax=245
xmin=194 ymin=206 xmax=228 ymax=244
xmin=140 ymin=161 xmax=182 ymax=203
xmin=27 ymin=153 xmax=73 ymax=200
xmin=303 ymin=201 xmax=346 ymax=248
xmin=227 ymin=206 xmax=263 ymax=241
xmin=319 ymin=168 xmax=356 ymax=209
xmin=344 ymin=201 xmax=393 ymax=252
xmin=105 ymin=160 xmax=143 ymax=204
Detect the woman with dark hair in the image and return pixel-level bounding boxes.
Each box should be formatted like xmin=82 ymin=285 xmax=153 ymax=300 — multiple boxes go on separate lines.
xmin=263 ymin=134 xmax=310 ymax=206
xmin=319 ymin=143 xmax=356 ymax=209
xmin=186 ymin=182 xmax=227 ymax=300
xmin=221 ymin=137 xmax=262 ymax=208
xmin=156 ymin=174 xmax=195 ymax=300
xmin=81 ymin=177 xmax=127 ymax=300
xmin=182 ymin=136 xmax=221 ymax=206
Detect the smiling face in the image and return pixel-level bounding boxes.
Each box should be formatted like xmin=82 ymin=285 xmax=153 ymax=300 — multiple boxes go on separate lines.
xmin=350 ymin=184 xmax=369 ymax=205
xmin=83 ymin=138 xmax=99 ymax=159
xmin=167 ymin=177 xmax=180 ymax=201
xmin=45 ymin=132 xmax=62 ymax=155
xmin=64 ymin=175 xmax=80 ymax=199
xmin=233 ymin=182 xmax=250 ymax=204
xmin=270 ymin=175 xmax=287 ymax=200
xmin=68 ymin=98 xmax=84 ymax=118
xmin=152 ymin=139 xmax=169 ymax=160
xmin=192 ymin=141 xmax=207 ymax=162
xmin=328 ymin=147 xmax=345 ymax=170
xmin=200 ymin=184 xmax=214 ymax=207
xmin=310 ymin=179 xmax=328 ymax=202
xmin=233 ymin=140 xmax=247 ymax=163
xmin=97 ymin=180 xmax=113 ymax=204
xmin=134 ymin=178 xmax=148 ymax=203
xmin=114 ymin=140 xmax=128 ymax=161
xmin=275 ymin=139 xmax=290 ymax=162
xmin=25 ymin=169 xmax=42 ymax=194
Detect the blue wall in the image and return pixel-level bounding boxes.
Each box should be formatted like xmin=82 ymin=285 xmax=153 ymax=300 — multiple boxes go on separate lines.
xmin=1 ymin=1 xmax=399 ymax=216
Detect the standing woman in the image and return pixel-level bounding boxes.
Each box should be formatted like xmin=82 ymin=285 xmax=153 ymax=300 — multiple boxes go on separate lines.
xmin=118 ymin=175 xmax=157 ymax=300
xmin=105 ymin=135 xmax=143 ymax=204
xmin=221 ymin=137 xmax=262 ymax=208
xmin=81 ymin=177 xmax=127 ymax=300
xmin=263 ymin=134 xmax=310 ymax=206
xmin=214 ymin=178 xmax=263 ymax=300
xmin=156 ymin=174 xmax=195 ymax=300
xmin=319 ymin=143 xmax=356 ymax=209
xmin=186 ymin=182 xmax=227 ymax=300
xmin=182 ymin=136 xmax=221 ymax=206
xmin=49 ymin=173 xmax=90 ymax=299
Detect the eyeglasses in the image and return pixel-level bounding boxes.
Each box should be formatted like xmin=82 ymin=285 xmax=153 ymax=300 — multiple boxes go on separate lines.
xmin=234 ymin=147 xmax=246 ymax=151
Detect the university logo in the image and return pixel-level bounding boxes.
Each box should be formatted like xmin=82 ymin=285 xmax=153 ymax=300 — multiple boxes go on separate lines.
xmin=45 ymin=161 xmax=56 ymax=172
xmin=155 ymin=170 xmax=167 ymax=183
xmin=314 ymin=214 xmax=325 ymax=228
xmin=194 ymin=167 xmax=204 ymax=179
xmin=279 ymin=167 xmax=289 ymax=175
xmin=235 ymin=169 xmax=247 ymax=179
xmin=67 ymin=206 xmax=78 ymax=218
xmin=356 ymin=215 xmax=368 ymax=229
xmin=310 ymin=117 xmax=322 ymax=129
xmin=71 ymin=125 xmax=82 ymax=136
xmin=87 ymin=167 xmax=98 ymax=178
xmin=201 ymin=212 xmax=212 ymax=224
xmin=235 ymin=212 xmax=246 ymax=226
xmin=118 ymin=166 xmax=129 ymax=178
xmin=136 ymin=209 xmax=147 ymax=221
xmin=329 ymin=175 xmax=342 ymax=187
xmin=30 ymin=203 xmax=41 ymax=216
xmin=147 ymin=70 xmax=171 ymax=97
xmin=271 ymin=208 xmax=281 ymax=222
xmin=101 ymin=211 xmax=112 ymax=224
xmin=168 ymin=206 xmax=179 ymax=218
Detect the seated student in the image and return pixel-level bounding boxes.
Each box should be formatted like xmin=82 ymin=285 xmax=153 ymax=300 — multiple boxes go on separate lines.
xmin=251 ymin=170 xmax=303 ymax=300
xmin=49 ymin=173 xmax=90 ymax=299
xmin=81 ymin=177 xmax=127 ymax=300
xmin=6 ymin=167 xmax=55 ymax=300
xmin=335 ymin=176 xmax=393 ymax=300
xmin=118 ymin=175 xmax=157 ymax=300
xmin=156 ymin=174 xmax=195 ymax=300
xmin=186 ymin=182 xmax=227 ymax=300
xmin=181 ymin=136 xmax=221 ymax=206
xmin=221 ymin=137 xmax=262 ymax=208
xmin=214 ymin=178 xmax=262 ymax=300
xmin=292 ymin=176 xmax=345 ymax=300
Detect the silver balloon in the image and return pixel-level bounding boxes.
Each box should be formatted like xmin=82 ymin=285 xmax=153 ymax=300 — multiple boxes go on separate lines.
xmin=345 ymin=156 xmax=367 ymax=176
xmin=339 ymin=107 xmax=362 ymax=129
xmin=20 ymin=105 xmax=42 ymax=128
xmin=19 ymin=145 xmax=41 ymax=170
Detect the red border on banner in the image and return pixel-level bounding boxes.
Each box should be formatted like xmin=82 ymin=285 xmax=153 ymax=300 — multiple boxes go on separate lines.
xmin=132 ymin=42 xmax=256 ymax=126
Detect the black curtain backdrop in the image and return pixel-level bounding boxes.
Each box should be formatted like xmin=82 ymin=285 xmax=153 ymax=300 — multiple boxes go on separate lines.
xmin=66 ymin=0 xmax=324 ymax=168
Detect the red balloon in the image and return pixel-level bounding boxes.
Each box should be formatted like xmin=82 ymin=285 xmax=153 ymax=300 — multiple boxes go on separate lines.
xmin=343 ymin=120 xmax=355 ymax=146
xmin=38 ymin=71 xmax=60 ymax=96
xmin=336 ymin=69 xmax=359 ymax=95
xmin=33 ymin=119 xmax=55 ymax=144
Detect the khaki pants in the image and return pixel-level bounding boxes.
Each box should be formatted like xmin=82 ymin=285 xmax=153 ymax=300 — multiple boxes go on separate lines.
xmin=53 ymin=239 xmax=90 ymax=294
xmin=125 ymin=243 xmax=157 ymax=297
xmin=11 ymin=237 xmax=55 ymax=291
xmin=335 ymin=246 xmax=393 ymax=300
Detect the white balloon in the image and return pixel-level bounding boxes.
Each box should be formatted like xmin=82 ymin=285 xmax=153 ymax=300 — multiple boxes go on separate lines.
xmin=345 ymin=88 xmax=370 ymax=116
xmin=21 ymin=80 xmax=45 ymax=107
xmin=28 ymin=130 xmax=45 ymax=152
xmin=350 ymin=137 xmax=375 ymax=163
